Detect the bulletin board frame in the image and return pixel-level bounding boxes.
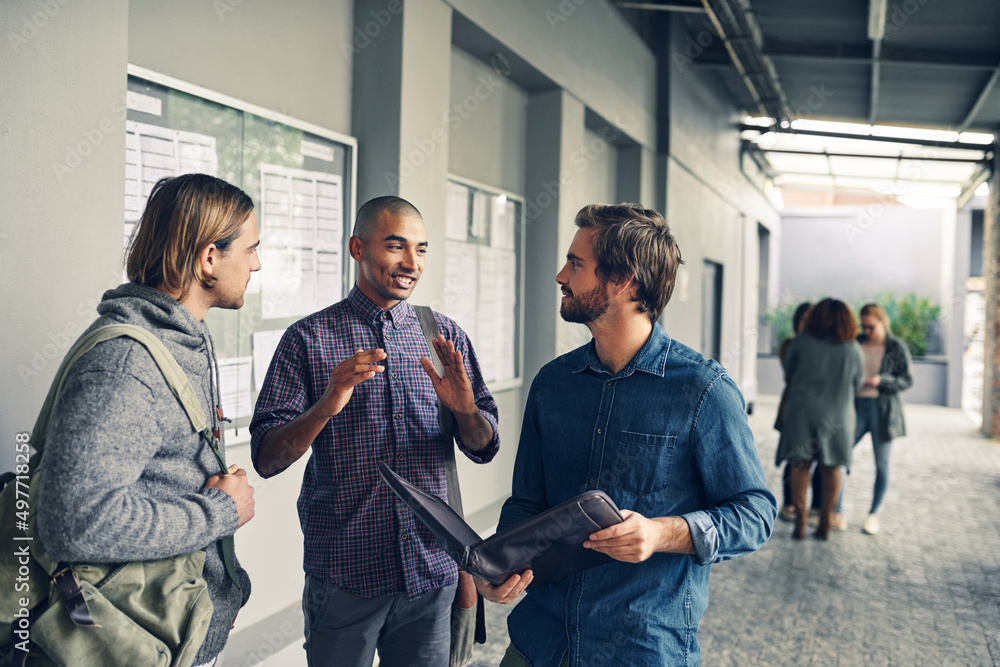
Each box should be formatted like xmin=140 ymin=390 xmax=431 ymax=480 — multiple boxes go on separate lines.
xmin=125 ymin=64 xmax=358 ymax=434
xmin=444 ymin=173 xmax=526 ymax=393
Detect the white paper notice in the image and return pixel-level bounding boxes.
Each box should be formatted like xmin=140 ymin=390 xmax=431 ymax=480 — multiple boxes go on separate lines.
xmin=124 ymin=120 xmax=218 ymax=247
xmin=471 ymin=191 xmax=492 ymax=241
xmin=443 ymin=240 xmax=479 ymax=345
xmin=492 ymin=199 xmax=516 ymax=250
xmin=446 ymin=182 xmax=470 ymax=241
xmin=252 ymin=329 xmax=286 ymax=392
xmin=476 ymin=246 xmax=499 ymax=381
xmin=260 ymin=246 xmax=316 ymax=320
xmin=217 ymin=356 xmax=253 ymax=419
xmin=259 ymin=164 xmax=344 ymax=318
xmin=496 ymin=249 xmax=517 ymax=381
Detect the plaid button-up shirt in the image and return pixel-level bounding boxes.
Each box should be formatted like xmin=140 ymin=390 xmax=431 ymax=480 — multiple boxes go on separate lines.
xmin=250 ymin=288 xmax=499 ymax=599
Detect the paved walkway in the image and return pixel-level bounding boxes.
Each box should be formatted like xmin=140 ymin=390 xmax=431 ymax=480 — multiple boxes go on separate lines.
xmin=469 ymin=396 xmax=1000 ymax=666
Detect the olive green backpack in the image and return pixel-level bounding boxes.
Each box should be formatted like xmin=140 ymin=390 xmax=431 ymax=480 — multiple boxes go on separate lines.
xmin=0 ymin=324 xmax=239 ymax=667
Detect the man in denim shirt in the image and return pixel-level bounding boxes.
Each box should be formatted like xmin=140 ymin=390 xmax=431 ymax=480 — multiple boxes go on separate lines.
xmin=477 ymin=204 xmax=776 ymax=666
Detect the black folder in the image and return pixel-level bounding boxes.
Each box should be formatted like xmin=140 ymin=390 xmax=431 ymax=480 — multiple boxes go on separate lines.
xmin=378 ymin=462 xmax=625 ymax=588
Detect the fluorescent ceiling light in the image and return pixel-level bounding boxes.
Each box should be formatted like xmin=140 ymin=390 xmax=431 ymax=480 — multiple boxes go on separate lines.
xmin=870 ymin=125 xmax=959 ymax=142
xmin=791 ymin=119 xmax=872 ymax=135
xmin=868 ymin=0 xmax=888 ymax=40
xmin=958 ymin=132 xmax=995 ymax=145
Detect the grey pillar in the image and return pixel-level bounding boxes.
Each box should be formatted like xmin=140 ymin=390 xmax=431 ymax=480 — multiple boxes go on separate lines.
xmin=350 ymin=0 xmax=452 ymax=304
xmin=982 ymin=145 xmax=1000 ymax=437
xmin=522 ymin=90 xmax=589 ymax=385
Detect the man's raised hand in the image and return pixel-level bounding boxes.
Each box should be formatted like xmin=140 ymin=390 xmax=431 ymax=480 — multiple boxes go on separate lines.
xmin=319 ymin=348 xmax=386 ymax=418
xmin=419 ymin=334 xmax=477 ymax=416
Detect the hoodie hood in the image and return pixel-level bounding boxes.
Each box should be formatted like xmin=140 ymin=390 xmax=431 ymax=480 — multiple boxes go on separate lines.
xmin=93 ymin=283 xmax=220 ymax=433
xmin=96 ymin=283 xmax=209 ymax=352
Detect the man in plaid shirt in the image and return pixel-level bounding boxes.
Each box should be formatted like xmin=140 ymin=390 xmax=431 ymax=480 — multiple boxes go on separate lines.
xmin=250 ymin=196 xmax=500 ymax=667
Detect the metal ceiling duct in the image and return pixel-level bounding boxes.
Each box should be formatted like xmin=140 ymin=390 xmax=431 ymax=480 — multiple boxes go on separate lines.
xmin=699 ymin=0 xmax=791 ymax=125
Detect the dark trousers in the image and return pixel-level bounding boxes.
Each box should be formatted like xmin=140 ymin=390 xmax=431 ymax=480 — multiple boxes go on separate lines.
xmin=303 ymin=575 xmax=456 ymax=667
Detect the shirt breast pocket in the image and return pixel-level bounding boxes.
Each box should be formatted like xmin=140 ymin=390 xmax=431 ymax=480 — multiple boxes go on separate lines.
xmin=611 ymin=431 xmax=676 ymax=495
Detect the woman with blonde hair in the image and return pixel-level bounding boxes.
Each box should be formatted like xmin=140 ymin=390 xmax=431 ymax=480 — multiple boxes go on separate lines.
xmin=844 ymin=303 xmax=913 ymax=535
xmin=775 ymin=299 xmax=864 ymax=539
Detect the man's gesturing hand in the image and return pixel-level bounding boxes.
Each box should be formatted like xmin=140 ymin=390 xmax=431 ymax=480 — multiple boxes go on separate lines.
xmin=474 ymin=570 xmax=533 ymax=605
xmin=319 ymin=348 xmax=386 ymax=418
xmin=419 ymin=335 xmax=476 ymax=416
xmin=205 ymin=464 xmax=256 ymax=527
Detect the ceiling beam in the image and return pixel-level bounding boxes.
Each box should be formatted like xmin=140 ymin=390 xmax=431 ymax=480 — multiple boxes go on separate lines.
xmin=867 ymin=0 xmax=886 ymax=126
xmin=700 ymin=0 xmax=791 ymax=124
xmin=764 ymin=41 xmax=1000 ymax=72
xmin=617 ymin=2 xmax=706 ymax=12
xmin=957 ymin=163 xmax=992 ymax=209
xmin=958 ymin=66 xmax=1000 ymax=133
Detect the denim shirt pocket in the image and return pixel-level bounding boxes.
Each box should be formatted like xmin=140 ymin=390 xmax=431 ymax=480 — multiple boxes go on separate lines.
xmin=611 ymin=431 xmax=676 ymax=495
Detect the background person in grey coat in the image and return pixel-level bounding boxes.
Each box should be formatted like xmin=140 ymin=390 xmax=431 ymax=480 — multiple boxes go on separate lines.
xmin=35 ymin=174 xmax=260 ymax=667
xmin=775 ymin=298 xmax=864 ymax=540
xmin=842 ymin=303 xmax=913 ymax=536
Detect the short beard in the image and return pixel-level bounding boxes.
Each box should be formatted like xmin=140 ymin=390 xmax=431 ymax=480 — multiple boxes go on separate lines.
xmin=560 ymin=278 xmax=610 ymax=324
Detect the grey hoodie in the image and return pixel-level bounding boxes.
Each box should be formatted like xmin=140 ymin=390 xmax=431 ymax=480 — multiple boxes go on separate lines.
xmin=35 ymin=283 xmax=251 ymax=664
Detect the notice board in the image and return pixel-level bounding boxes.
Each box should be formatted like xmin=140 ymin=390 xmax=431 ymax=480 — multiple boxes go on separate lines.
xmin=442 ymin=176 xmax=524 ymax=390
xmin=125 ymin=66 xmax=357 ymax=430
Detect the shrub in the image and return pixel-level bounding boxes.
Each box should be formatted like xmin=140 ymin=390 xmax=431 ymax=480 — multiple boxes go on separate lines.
xmin=860 ymin=293 xmax=941 ymax=357
xmin=762 ymin=293 xmax=940 ymax=357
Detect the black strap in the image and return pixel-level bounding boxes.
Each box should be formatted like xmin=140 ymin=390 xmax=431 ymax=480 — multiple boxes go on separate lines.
xmin=413 ymin=306 xmax=486 ymax=645
xmin=413 ymin=306 xmax=464 ymax=517
xmin=200 ymin=427 xmax=240 ymax=587
xmin=52 ymin=564 xmax=99 ymax=627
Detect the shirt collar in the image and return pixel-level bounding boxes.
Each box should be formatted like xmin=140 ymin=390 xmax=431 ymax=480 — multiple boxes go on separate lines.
xmin=572 ymin=322 xmax=671 ymax=378
xmin=347 ymin=286 xmax=415 ymax=329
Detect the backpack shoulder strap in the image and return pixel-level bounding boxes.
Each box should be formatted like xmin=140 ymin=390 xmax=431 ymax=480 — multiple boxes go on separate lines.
xmin=28 ymin=322 xmax=239 ymax=587
xmin=413 ymin=306 xmax=463 ymax=518
xmin=31 ymin=323 xmax=209 ymax=454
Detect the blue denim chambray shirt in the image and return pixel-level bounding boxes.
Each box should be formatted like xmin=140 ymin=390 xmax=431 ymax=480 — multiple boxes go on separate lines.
xmin=498 ymin=324 xmax=775 ymax=666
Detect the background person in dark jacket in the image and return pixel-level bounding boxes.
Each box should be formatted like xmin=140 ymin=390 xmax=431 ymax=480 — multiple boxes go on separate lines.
xmin=775 ymin=299 xmax=864 ymax=540
xmin=842 ymin=303 xmax=913 ymax=535
xmin=775 ymin=301 xmax=812 ymax=522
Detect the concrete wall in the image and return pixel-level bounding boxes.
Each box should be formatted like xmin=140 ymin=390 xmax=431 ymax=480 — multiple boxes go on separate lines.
xmin=448 ymin=46 xmax=528 ymax=195
xmin=662 ymin=15 xmax=781 ymax=403
xmin=779 ymin=206 xmax=947 ymax=308
xmin=129 ymin=0 xmax=353 ymax=134
xmin=1 ymin=1 xmax=129 ymax=474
